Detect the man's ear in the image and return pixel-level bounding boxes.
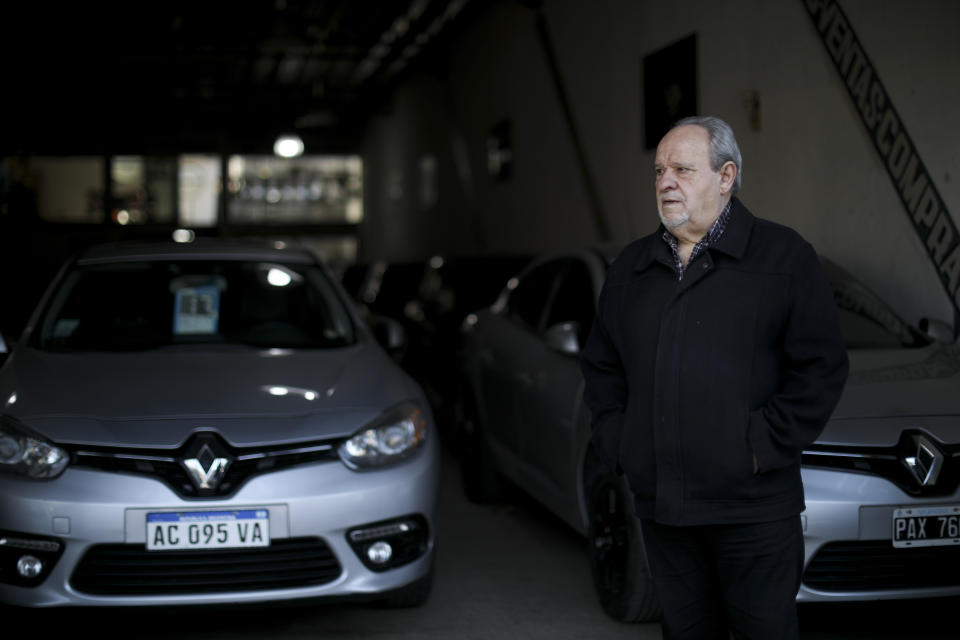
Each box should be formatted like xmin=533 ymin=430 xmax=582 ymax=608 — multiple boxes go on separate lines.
xmin=719 ymin=161 xmax=737 ymax=195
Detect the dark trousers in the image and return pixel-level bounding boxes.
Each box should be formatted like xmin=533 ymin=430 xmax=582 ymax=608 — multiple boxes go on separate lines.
xmin=639 ymin=516 xmax=804 ymax=640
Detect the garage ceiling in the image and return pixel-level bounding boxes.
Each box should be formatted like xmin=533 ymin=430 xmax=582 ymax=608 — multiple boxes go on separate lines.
xmin=2 ymin=0 xmax=474 ymax=154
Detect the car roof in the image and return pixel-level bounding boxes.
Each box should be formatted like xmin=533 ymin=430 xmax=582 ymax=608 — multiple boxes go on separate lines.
xmin=75 ymin=239 xmax=318 ymax=266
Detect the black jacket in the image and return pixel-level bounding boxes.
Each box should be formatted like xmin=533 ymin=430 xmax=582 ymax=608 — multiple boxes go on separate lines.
xmin=580 ymin=199 xmax=849 ymax=525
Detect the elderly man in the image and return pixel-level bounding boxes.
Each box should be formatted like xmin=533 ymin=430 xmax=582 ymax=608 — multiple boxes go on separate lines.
xmin=581 ymin=116 xmax=848 ymax=639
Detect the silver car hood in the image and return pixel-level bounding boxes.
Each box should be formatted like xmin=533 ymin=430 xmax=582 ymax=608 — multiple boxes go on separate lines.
xmin=0 ymin=343 xmax=420 ymax=448
xmin=819 ymin=342 xmax=960 ymax=446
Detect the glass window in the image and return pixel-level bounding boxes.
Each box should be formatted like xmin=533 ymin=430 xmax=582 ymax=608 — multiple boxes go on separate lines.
xmin=835 ymin=309 xmax=903 ymax=349
xmin=179 ymin=155 xmax=221 ymax=227
xmin=505 ymin=262 xmax=563 ymax=332
xmin=544 ymin=259 xmax=596 ymax=344
xmin=831 ymin=279 xmax=928 ymax=349
xmin=30 ymin=156 xmax=105 ymax=223
xmin=226 ymin=155 xmax=363 ymax=225
xmin=37 ymin=260 xmax=355 ymax=352
xmin=111 ymin=156 xmax=177 ymax=224
xmin=233 ymin=237 xmax=357 ymax=274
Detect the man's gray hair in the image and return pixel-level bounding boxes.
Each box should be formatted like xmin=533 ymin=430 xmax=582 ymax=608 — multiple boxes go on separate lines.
xmin=673 ymin=116 xmax=743 ymax=196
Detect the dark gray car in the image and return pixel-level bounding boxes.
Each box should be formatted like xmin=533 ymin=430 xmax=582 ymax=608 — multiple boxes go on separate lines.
xmin=456 ymin=247 xmax=658 ymax=622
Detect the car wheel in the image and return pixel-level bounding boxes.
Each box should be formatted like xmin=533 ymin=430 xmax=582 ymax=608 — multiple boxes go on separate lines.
xmin=377 ymin=563 xmax=434 ymax=608
xmin=586 ymin=472 xmax=660 ymax=622
xmin=457 ymin=391 xmax=506 ymax=504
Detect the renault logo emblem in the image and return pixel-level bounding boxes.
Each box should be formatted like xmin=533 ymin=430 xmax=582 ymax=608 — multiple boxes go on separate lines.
xmin=180 ymin=435 xmax=232 ymax=491
xmin=902 ymin=434 xmax=944 ymax=487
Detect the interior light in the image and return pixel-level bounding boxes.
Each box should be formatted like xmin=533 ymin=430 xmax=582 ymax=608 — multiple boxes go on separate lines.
xmin=267 ymin=268 xmax=293 ymax=287
xmin=274 ymin=134 xmax=305 ymax=158
xmin=172 ymin=229 xmax=196 ymax=243
xmin=344 ymin=199 xmax=363 ymax=223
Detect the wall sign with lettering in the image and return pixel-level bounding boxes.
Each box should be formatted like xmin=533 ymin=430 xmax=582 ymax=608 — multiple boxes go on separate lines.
xmin=803 ymin=0 xmax=960 ymax=315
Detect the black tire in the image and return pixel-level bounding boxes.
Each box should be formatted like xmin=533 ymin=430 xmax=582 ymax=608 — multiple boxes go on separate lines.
xmin=586 ymin=472 xmax=661 ymax=622
xmin=377 ymin=564 xmax=434 ymax=608
xmin=457 ymin=391 xmax=507 ymax=504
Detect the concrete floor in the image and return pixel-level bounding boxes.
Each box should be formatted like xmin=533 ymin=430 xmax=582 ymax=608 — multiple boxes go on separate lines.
xmin=5 ymin=444 xmax=960 ymax=638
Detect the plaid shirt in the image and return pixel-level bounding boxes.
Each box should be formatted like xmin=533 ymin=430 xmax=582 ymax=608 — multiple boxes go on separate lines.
xmin=662 ymin=200 xmax=733 ymax=280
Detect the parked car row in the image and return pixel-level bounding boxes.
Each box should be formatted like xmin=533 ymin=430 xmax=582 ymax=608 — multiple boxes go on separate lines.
xmin=5 ymin=237 xmax=960 ymax=621
xmin=340 ymin=254 xmax=530 ymax=439
xmin=455 ymin=247 xmax=960 ymax=621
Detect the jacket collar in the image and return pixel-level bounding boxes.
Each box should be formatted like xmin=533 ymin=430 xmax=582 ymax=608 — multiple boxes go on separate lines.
xmin=633 ymin=197 xmax=754 ymax=273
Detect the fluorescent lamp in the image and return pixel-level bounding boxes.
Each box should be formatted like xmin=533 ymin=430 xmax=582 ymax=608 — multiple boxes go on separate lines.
xmin=273 ymin=134 xmax=304 ymax=158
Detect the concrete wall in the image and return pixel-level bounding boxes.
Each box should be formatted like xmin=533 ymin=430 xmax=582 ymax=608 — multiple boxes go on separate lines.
xmin=360 ymin=0 xmax=960 ymax=327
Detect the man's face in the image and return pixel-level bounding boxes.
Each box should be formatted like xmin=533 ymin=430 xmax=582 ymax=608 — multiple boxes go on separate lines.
xmin=654 ymin=125 xmax=726 ymax=236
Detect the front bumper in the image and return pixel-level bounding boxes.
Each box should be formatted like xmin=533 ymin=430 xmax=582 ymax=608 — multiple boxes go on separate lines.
xmin=799 ymin=466 xmax=960 ymax=602
xmin=0 ymin=435 xmax=439 ymax=607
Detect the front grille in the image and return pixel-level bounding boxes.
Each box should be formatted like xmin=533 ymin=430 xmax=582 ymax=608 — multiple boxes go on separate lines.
xmin=70 ymin=537 xmax=342 ymax=595
xmin=802 ymin=430 xmax=960 ymax=497
xmin=67 ymin=435 xmax=342 ymax=499
xmin=803 ymin=540 xmax=960 ymax=591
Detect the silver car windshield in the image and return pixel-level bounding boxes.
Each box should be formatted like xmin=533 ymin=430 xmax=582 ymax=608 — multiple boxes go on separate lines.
xmin=35 ymin=260 xmax=355 ymax=351
xmin=832 ymin=277 xmax=929 ymax=350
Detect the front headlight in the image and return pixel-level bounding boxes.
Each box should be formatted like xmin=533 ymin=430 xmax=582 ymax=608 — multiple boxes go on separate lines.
xmin=0 ymin=414 xmax=69 ymax=479
xmin=338 ymin=402 xmax=428 ymax=470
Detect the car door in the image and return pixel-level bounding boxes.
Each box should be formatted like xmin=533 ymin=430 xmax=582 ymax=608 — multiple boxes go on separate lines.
xmin=522 ymin=256 xmax=601 ymax=509
xmin=476 ymin=260 xmax=564 ymax=468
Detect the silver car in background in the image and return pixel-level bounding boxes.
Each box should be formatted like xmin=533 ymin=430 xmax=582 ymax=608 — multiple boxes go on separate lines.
xmin=799 ymin=260 xmax=960 ymax=603
xmin=456 ymin=248 xmax=960 ymax=622
xmin=0 ymin=240 xmax=439 ymax=608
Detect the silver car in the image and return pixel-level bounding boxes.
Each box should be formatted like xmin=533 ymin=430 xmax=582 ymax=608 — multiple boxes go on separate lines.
xmin=0 ymin=240 xmax=440 ymax=608
xmin=456 ymin=248 xmax=960 ymax=622
xmin=799 ymin=260 xmax=960 ymax=603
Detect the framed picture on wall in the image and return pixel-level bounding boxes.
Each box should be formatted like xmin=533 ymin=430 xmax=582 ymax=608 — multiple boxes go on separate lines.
xmin=643 ymin=34 xmax=698 ymax=150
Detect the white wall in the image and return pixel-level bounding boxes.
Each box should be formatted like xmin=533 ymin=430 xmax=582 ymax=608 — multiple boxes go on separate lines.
xmin=361 ymin=0 xmax=960 ymax=326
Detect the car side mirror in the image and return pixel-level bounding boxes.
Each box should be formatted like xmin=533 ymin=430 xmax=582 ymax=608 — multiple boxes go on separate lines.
xmin=371 ymin=316 xmax=407 ymax=353
xmin=919 ymin=317 xmax=954 ymax=343
xmin=544 ymin=322 xmax=581 ymax=356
